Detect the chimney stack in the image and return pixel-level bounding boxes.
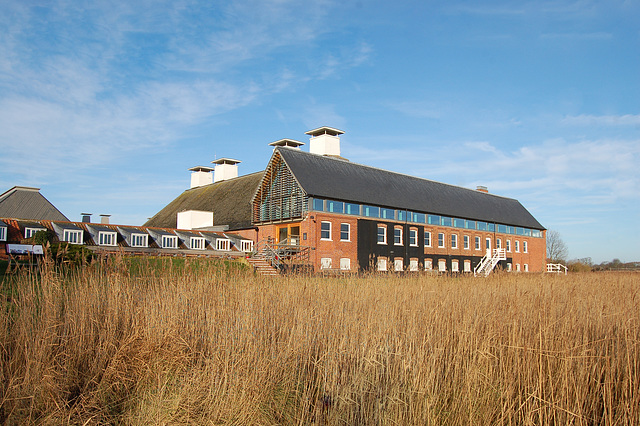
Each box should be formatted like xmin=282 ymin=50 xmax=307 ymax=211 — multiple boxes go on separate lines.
xmin=100 ymin=214 xmax=111 ymax=224
xmin=306 ymin=126 xmax=344 ymax=157
xmin=189 ymin=165 xmax=215 ymax=188
xmin=211 ymin=158 xmax=241 ymax=183
xmin=476 ymin=186 xmax=489 ymax=193
xmin=269 ymin=139 xmax=305 ymax=150
xmin=81 ymin=213 xmax=92 ymax=223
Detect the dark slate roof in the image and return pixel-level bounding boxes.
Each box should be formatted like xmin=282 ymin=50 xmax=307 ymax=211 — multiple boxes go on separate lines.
xmin=276 ymin=148 xmax=544 ymax=230
xmin=0 ymin=186 xmax=69 ymax=221
xmin=145 ymin=171 xmax=263 ymax=230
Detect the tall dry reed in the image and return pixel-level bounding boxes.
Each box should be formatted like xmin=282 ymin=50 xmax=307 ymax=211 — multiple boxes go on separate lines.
xmin=1 ymin=257 xmax=638 ymax=424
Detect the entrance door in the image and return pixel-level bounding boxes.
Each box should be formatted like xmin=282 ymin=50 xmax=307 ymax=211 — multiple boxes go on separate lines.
xmin=277 ymin=224 xmax=301 ymax=245
xmin=278 ymin=227 xmax=288 ymax=244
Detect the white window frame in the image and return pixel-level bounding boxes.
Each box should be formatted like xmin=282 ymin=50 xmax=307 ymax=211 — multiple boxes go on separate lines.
xmin=340 ymin=223 xmax=350 ymax=242
xmin=190 ymin=237 xmax=205 ymax=250
xmin=424 ymin=231 xmax=431 ymax=247
xmin=320 ymin=221 xmax=332 ymax=241
xmin=451 ymin=234 xmax=458 ymax=249
xmin=394 ymin=258 xmax=404 ymax=271
xmin=524 ymin=263 xmax=529 ymax=272
xmin=131 ymin=233 xmax=148 ymax=248
xmin=340 ymin=258 xmax=351 ymax=270
xmin=0 ymin=226 xmax=6 ymax=242
xmin=240 ymin=240 xmax=254 ymax=252
xmin=475 ymin=236 xmax=481 ymax=250
xmin=464 ymin=260 xmax=471 ymax=272
xmin=63 ymin=229 xmax=83 ymax=244
xmin=496 ymin=238 xmax=502 ymax=249
xmin=216 ymin=238 xmax=231 ymax=251
xmin=409 ymin=229 xmax=418 ymax=247
xmin=452 ymin=259 xmax=459 ymax=272
xmin=377 ymin=257 xmax=387 ymax=271
xmin=162 ymin=235 xmax=178 ymax=249
xmin=99 ymin=231 xmax=117 ymax=246
xmin=486 ymin=238 xmax=491 ymax=251
xmin=506 ymin=239 xmax=511 ymax=253
xmin=321 ymin=257 xmax=333 ymax=270
xmin=515 ymin=240 xmax=520 ymax=253
xmin=438 ymin=233 xmax=445 ymax=248
xmin=394 ymin=227 xmax=403 ymax=246
xmin=409 ymin=258 xmax=419 ymax=271
xmin=424 ymin=259 xmax=433 ymax=271
xmin=507 ymin=262 xmax=512 ymax=272
xmin=523 ymin=241 xmax=528 ymax=253
xmin=438 ymin=259 xmax=446 ymax=272
xmin=463 ymin=235 xmax=469 ymax=250
xmin=516 ymin=263 xmax=521 ymax=272
xmin=25 ymin=227 xmax=45 ymax=239
xmin=377 ymin=225 xmax=387 ymax=245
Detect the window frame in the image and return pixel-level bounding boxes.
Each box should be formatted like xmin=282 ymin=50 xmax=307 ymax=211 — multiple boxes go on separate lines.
xmin=240 ymin=240 xmax=254 ymax=252
xmin=438 ymin=233 xmax=445 ymax=248
xmin=98 ymin=231 xmax=117 ymax=246
xmin=515 ymin=240 xmax=520 ymax=253
xmin=463 ymin=235 xmax=469 ymax=250
xmin=506 ymin=239 xmax=511 ymax=252
xmin=409 ymin=228 xmax=418 ymax=247
xmin=424 ymin=231 xmax=431 ymax=247
xmin=377 ymin=257 xmax=387 ymax=271
xmin=394 ymin=258 xmax=403 ymax=271
xmin=393 ymin=227 xmax=403 ymax=246
xmin=451 ymin=234 xmax=458 ymax=249
xmin=131 ymin=233 xmax=148 ymax=248
xmin=0 ymin=226 xmax=6 ymax=242
xmin=25 ymin=227 xmax=45 ymax=239
xmin=321 ymin=257 xmax=333 ymax=270
xmin=190 ymin=237 xmax=205 ymax=250
xmin=340 ymin=223 xmax=350 ymax=242
xmin=162 ymin=235 xmax=178 ymax=249
xmin=452 ymin=259 xmax=459 ymax=272
xmin=523 ymin=241 xmax=528 ymax=253
xmin=216 ymin=238 xmax=231 ymax=251
xmin=320 ymin=221 xmax=332 ymax=241
xmin=377 ymin=225 xmax=387 ymax=245
xmin=340 ymin=258 xmax=351 ymax=270
xmin=475 ymin=236 xmax=481 ymax=250
xmin=63 ymin=229 xmax=83 ymax=244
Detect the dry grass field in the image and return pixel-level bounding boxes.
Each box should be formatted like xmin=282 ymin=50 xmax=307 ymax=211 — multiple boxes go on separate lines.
xmin=1 ymin=257 xmax=639 ymax=425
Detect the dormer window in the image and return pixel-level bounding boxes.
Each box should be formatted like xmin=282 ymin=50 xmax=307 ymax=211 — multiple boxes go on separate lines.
xmin=190 ymin=237 xmax=205 ymax=250
xmin=98 ymin=231 xmax=117 ymax=246
xmin=0 ymin=226 xmax=6 ymax=242
xmin=161 ymin=235 xmax=178 ymax=249
xmin=216 ymin=239 xmax=231 ymax=251
xmin=63 ymin=230 xmax=83 ymax=244
xmin=240 ymin=240 xmax=254 ymax=252
xmin=131 ymin=234 xmax=148 ymax=248
xmin=25 ymin=227 xmax=46 ymax=239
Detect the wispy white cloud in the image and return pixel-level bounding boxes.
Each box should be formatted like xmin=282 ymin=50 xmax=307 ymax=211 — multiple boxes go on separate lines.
xmin=561 ymin=114 xmax=640 ymax=126
xmin=539 ymin=31 xmax=613 ymax=40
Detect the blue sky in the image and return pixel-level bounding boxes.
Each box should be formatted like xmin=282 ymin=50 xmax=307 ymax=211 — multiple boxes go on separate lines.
xmin=1 ymin=0 xmax=638 ymax=263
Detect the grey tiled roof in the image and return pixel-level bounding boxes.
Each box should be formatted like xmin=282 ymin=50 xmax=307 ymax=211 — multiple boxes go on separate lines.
xmin=277 ymin=148 xmax=544 ymax=230
xmin=0 ymin=186 xmax=69 ymax=221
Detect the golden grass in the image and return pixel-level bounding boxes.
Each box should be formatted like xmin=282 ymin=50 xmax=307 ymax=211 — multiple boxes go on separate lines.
xmin=1 ymin=258 xmax=639 ymax=424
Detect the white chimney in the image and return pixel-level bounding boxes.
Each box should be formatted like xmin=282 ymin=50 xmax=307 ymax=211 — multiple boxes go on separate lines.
xmin=177 ymin=210 xmax=214 ymax=230
xmin=189 ymin=166 xmax=215 ymax=188
xmin=306 ymin=126 xmax=344 ymax=157
xmin=211 ymin=158 xmax=241 ymax=183
xmin=268 ymin=139 xmax=305 ymax=150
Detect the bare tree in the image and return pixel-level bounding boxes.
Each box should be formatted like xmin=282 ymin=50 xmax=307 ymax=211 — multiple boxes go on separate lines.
xmin=546 ymin=230 xmax=568 ymax=263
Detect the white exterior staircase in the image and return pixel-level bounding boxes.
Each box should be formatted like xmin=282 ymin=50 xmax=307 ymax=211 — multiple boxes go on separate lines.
xmin=474 ymin=248 xmax=507 ymax=277
xmin=247 ymin=254 xmax=279 ymax=276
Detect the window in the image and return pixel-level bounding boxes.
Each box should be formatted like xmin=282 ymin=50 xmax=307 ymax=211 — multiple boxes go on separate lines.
xmin=398 ymin=210 xmax=407 ymax=221
xmin=320 ymin=221 xmax=331 ymax=240
xmin=506 ymin=240 xmax=511 ymax=252
xmin=345 ymin=203 xmax=360 ymax=215
xmin=451 ymin=234 xmax=458 ymax=249
xmin=131 ymin=234 xmax=148 ymax=248
xmin=438 ymin=259 xmax=446 ymax=272
xmin=438 ymin=233 xmax=445 ymax=248
xmin=63 ymin=230 xmax=83 ymax=244
xmin=340 ymin=223 xmax=350 ymax=241
xmin=377 ymin=257 xmax=387 ymax=271
xmin=326 ymin=200 xmax=343 ymax=213
xmin=466 ymin=220 xmax=476 ymax=230
xmin=394 ymin=258 xmax=403 ymax=271
xmin=162 ymin=235 xmax=177 ymax=248
xmin=496 ymin=238 xmax=502 ymax=249
xmin=515 ymin=240 xmax=520 ymax=252
xmin=453 ymin=218 xmax=465 ymax=228
xmin=409 ymin=259 xmax=419 ymax=271
xmin=463 ymin=235 xmax=469 ymax=250
xmin=424 ymin=231 xmax=431 ymax=247
xmin=321 ymin=258 xmax=332 ymax=270
xmin=394 ymin=227 xmax=402 ymax=245
xmin=381 ymin=208 xmax=395 ymax=219
xmin=464 ymin=260 xmax=471 ymax=272
xmin=486 ymin=238 xmax=491 ymax=251
xmin=340 ymin=258 xmax=351 ymax=270
xmin=441 ymin=217 xmax=452 ymax=227
xmin=363 ymin=205 xmax=379 ymax=218
xmin=507 ymin=263 xmax=512 ymax=272
xmin=452 ymin=260 xmax=459 ymax=272
xmin=216 ymin=239 xmax=231 ymax=251
xmin=25 ymin=227 xmax=45 ymax=239
xmin=475 ymin=236 xmax=481 ymax=250
xmin=424 ymin=259 xmax=433 ymax=270
xmin=190 ymin=237 xmax=205 ymax=250
xmin=409 ymin=229 xmax=418 ymax=246
xmin=0 ymin=226 xmax=6 ymax=242
xmin=377 ymin=226 xmax=387 ymax=244
xmin=240 ymin=240 xmax=254 ymax=252
xmin=524 ymin=264 xmax=529 ymax=272
xmin=312 ymin=198 xmax=324 ymax=211
xmin=99 ymin=231 xmax=116 ymax=246
xmin=516 ymin=263 xmax=521 ymax=272
xmin=523 ymin=241 xmax=528 ymax=253
xmin=428 ymin=215 xmax=440 ymax=225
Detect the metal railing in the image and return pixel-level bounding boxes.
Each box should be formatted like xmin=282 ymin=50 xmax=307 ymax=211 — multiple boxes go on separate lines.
xmin=546 ymin=263 xmax=568 ymax=275
xmin=251 ymin=238 xmax=313 ymax=271
xmin=474 ymin=248 xmax=506 ymax=277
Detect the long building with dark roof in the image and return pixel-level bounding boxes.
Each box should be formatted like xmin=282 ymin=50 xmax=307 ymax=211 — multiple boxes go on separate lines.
xmin=149 ymin=127 xmax=547 ymax=274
